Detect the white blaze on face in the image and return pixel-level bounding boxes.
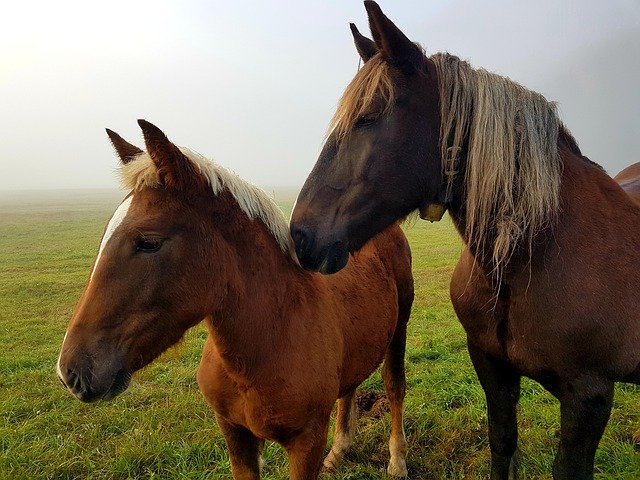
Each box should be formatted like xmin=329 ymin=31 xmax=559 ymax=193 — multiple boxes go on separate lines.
xmin=58 ymin=196 xmax=134 ymax=384
xmin=56 ymin=332 xmax=67 ymax=381
xmin=90 ymin=195 xmax=133 ymax=282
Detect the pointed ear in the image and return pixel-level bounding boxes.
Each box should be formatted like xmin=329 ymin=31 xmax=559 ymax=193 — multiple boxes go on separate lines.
xmin=137 ymin=119 xmax=202 ymax=189
xmin=350 ymin=23 xmax=377 ymax=62
xmin=106 ymin=128 xmax=143 ymax=164
xmin=364 ymin=1 xmax=424 ymax=72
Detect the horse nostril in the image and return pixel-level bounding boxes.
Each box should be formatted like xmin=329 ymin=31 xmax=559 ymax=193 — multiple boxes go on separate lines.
xmin=59 ymin=367 xmax=79 ymax=390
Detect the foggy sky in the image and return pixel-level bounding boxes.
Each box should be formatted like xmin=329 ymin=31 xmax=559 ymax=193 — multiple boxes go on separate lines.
xmin=1 ymin=0 xmax=639 ymax=192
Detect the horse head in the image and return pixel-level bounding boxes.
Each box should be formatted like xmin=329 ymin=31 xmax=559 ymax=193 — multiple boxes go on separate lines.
xmin=57 ymin=121 xmax=224 ymax=402
xmin=290 ymin=1 xmax=443 ymax=274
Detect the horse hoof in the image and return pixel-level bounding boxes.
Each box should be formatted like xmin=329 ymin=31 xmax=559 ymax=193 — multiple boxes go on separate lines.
xmin=322 ymin=455 xmax=339 ymax=473
xmin=387 ymin=458 xmax=408 ymax=477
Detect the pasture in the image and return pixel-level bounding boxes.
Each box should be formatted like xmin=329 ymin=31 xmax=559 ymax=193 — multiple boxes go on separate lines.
xmin=1 ymin=190 xmax=638 ymax=479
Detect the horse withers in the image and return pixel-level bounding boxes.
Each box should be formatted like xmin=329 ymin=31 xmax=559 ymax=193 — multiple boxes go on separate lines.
xmin=290 ymin=2 xmax=640 ymax=479
xmin=56 ymin=120 xmax=414 ymax=479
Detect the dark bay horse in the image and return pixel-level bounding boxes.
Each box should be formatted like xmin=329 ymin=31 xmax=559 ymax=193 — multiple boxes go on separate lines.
xmin=56 ymin=120 xmax=414 ymax=479
xmin=615 ymin=162 xmax=640 ymax=204
xmin=290 ymin=2 xmax=640 ymax=479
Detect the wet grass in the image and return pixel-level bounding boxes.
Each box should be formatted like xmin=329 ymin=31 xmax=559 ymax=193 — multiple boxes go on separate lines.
xmin=0 ymin=190 xmax=638 ymax=479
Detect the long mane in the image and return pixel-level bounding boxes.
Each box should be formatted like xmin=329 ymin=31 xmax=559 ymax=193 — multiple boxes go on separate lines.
xmin=332 ymin=51 xmax=565 ymax=277
xmin=118 ymin=149 xmax=296 ymax=259
xmin=431 ymin=53 xmax=563 ymax=275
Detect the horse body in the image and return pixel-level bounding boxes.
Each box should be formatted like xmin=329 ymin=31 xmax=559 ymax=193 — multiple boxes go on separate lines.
xmin=289 ymin=2 xmax=640 ymax=478
xmin=452 ymin=152 xmax=640 ymax=384
xmin=197 ymin=220 xmax=411 ymax=438
xmin=194 ymin=216 xmax=412 ymax=479
xmin=450 ymin=152 xmax=640 ymax=478
xmin=615 ymin=161 xmax=640 ymax=204
xmin=57 ymin=120 xmax=413 ymax=480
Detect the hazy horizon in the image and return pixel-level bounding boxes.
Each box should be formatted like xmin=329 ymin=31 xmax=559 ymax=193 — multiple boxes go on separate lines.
xmin=2 ymin=0 xmax=639 ymax=192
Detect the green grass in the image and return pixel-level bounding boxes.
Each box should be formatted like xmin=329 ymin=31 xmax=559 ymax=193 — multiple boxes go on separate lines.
xmin=1 ymin=190 xmax=639 ymax=479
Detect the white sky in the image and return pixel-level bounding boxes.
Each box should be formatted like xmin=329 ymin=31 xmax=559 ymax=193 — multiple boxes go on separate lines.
xmin=1 ymin=0 xmax=639 ymax=191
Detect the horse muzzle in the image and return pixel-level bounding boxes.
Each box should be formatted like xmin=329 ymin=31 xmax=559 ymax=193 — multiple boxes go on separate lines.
xmin=290 ymin=223 xmax=350 ymax=274
xmin=57 ymin=353 xmax=131 ymax=403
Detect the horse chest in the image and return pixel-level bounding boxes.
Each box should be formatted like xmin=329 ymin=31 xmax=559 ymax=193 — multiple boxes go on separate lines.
xmin=199 ymin=344 xmax=337 ymax=442
xmin=214 ymin=380 xmax=334 ymax=442
xmin=456 ymin=309 xmax=510 ymax=361
xmin=450 ymin=267 xmax=510 ymax=360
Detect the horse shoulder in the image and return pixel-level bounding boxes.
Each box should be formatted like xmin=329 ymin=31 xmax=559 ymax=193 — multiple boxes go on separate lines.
xmin=502 ymin=156 xmax=640 ymax=379
xmin=197 ymin=334 xmax=248 ymax=425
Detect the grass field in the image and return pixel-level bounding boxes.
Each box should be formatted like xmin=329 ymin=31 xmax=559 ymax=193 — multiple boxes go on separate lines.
xmin=1 ymin=190 xmax=639 ymax=479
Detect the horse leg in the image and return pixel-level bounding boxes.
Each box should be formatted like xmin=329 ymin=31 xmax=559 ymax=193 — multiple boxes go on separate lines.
xmin=285 ymin=414 xmax=331 ymax=480
xmin=468 ymin=342 xmax=520 ymax=480
xmin=552 ymin=376 xmax=614 ymax=480
xmin=622 ymin=365 xmax=640 ymax=443
xmin=215 ymin=413 xmax=263 ymax=480
xmin=382 ymin=290 xmax=411 ymax=477
xmin=323 ymin=390 xmax=357 ymax=471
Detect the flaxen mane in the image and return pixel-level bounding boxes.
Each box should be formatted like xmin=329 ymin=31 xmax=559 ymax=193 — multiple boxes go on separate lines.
xmin=119 ymin=149 xmax=296 ymax=258
xmin=332 ymin=51 xmax=564 ymax=278
xmin=431 ymin=53 xmax=563 ymax=277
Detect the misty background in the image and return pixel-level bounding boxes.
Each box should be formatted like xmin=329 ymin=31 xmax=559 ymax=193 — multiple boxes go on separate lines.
xmin=1 ymin=0 xmax=639 ymax=193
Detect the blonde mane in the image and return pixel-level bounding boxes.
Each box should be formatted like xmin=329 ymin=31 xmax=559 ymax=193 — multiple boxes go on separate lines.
xmin=332 ymin=51 xmax=563 ymax=278
xmin=119 ymin=149 xmax=296 ymax=259
xmin=431 ymin=53 xmax=562 ymax=277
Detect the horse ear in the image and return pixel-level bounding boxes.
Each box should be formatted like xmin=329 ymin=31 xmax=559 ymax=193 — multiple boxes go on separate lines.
xmin=363 ymin=1 xmax=424 ymax=72
xmin=137 ymin=119 xmax=202 ymax=189
xmin=106 ymin=129 xmax=143 ymax=165
xmin=350 ymin=23 xmax=377 ymax=62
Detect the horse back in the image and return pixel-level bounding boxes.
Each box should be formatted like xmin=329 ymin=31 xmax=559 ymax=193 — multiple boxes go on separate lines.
xmin=614 ymin=161 xmax=640 ymax=204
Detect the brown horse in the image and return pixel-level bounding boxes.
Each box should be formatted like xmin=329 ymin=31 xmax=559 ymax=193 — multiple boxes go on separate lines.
xmin=290 ymin=2 xmax=640 ymax=479
xmin=615 ymin=162 xmax=640 ymax=204
xmin=56 ymin=120 xmax=414 ymax=480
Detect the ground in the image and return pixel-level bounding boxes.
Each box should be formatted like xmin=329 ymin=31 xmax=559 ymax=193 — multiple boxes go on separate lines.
xmin=0 ymin=190 xmax=638 ymax=479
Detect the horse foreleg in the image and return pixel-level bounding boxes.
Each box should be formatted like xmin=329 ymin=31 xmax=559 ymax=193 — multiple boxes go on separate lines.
xmin=468 ymin=341 xmax=521 ymax=480
xmin=382 ymin=296 xmax=410 ymax=477
xmin=323 ymin=390 xmax=357 ymax=471
xmin=286 ymin=415 xmax=331 ymax=480
xmin=552 ymin=376 xmax=614 ymax=480
xmin=215 ymin=413 xmax=263 ymax=480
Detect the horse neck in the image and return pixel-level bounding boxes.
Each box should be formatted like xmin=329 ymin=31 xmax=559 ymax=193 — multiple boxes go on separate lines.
xmin=446 ymin=196 xmax=499 ymax=279
xmin=204 ymin=192 xmax=312 ymax=377
xmin=444 ymin=134 xmax=573 ymax=277
xmin=447 ymin=138 xmax=639 ymax=281
xmin=443 ymin=144 xmax=478 ymax=257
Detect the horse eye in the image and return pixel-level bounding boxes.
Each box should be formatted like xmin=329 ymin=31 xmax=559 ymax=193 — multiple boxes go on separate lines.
xmin=135 ymin=237 xmax=163 ymax=253
xmin=355 ymin=113 xmax=379 ymax=128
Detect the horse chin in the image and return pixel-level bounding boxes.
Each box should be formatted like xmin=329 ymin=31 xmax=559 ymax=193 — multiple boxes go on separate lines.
xmin=317 ymin=247 xmax=350 ymax=275
xmin=101 ymin=369 xmax=132 ymax=401
xmin=71 ymin=368 xmax=132 ymax=403
xmin=293 ymin=231 xmax=350 ymax=274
